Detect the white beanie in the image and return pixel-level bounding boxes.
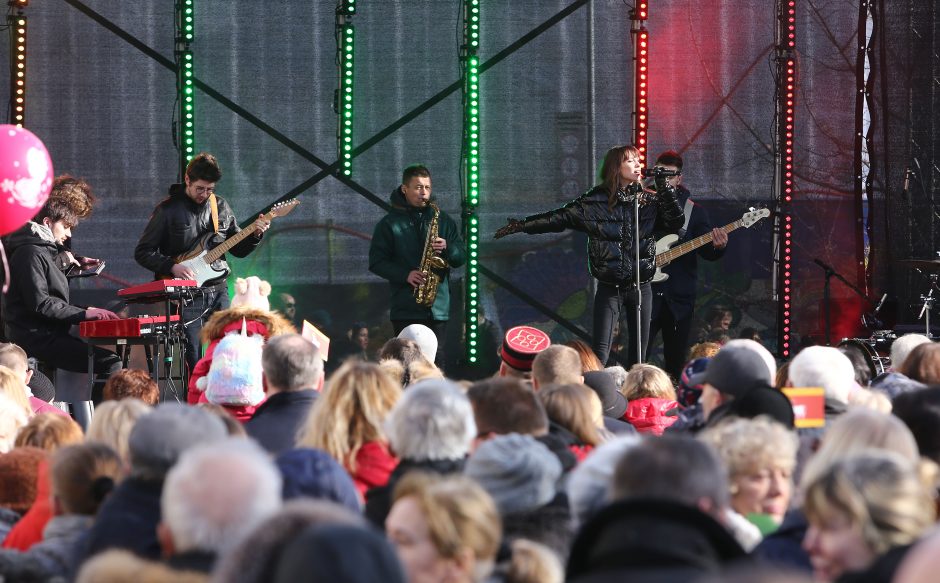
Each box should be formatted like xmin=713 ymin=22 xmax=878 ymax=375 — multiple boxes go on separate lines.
xmin=397 ymin=324 xmax=438 ymax=363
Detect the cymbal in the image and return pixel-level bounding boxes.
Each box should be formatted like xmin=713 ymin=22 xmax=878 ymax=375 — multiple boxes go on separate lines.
xmin=899 ymin=259 xmax=940 ymax=270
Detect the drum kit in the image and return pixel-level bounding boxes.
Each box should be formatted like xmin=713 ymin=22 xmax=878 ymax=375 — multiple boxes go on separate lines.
xmin=837 ymin=257 xmax=940 ymax=380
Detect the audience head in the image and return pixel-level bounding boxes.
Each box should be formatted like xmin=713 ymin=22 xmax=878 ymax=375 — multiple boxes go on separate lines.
xmin=275 ymin=448 xmax=361 ymax=512
xmin=693 ymin=343 xmax=775 ymax=419
xmin=688 ymin=341 xmax=721 ymax=360
xmin=272 ymin=292 xmax=297 ymax=321
xmin=160 ymin=437 xmax=282 ymax=556
xmin=890 ymin=333 xmax=931 ymax=371
xmin=0 ymin=342 xmax=31 ymax=384
xmin=50 ymin=442 xmax=123 ymax=516
xmin=612 ymin=435 xmax=730 ymax=521
xmin=892 ymin=387 xmax=940 ymax=465
xmin=0 ymin=364 xmax=31 ymax=418
xmin=85 ymin=399 xmax=151 ymax=462
xmin=273 ymin=522 xmax=406 ymax=583
xmin=298 ymin=360 xmax=401 ymax=470
xmin=582 ymin=371 xmax=628 ymax=419
xmin=538 ymin=384 xmax=602 ymax=447
xmin=466 ymin=378 xmax=548 ymax=439
xmin=788 ymin=346 xmax=856 ymax=404
xmin=127 ymin=402 xmax=227 ymax=480
xmin=0 ymin=392 xmax=29 ymax=453
xmin=385 ymin=379 xmax=475 ymax=462
xmin=564 ymin=339 xmax=604 ymax=372
xmin=196 ymin=403 xmax=247 ymax=436
xmin=387 ymin=473 xmax=501 ymax=583
xmin=0 ymin=446 xmax=45 ymax=513
xmin=699 ymin=417 xmax=798 ymax=524
xmin=465 ymin=433 xmax=562 ymax=515
xmin=622 ymin=363 xmax=676 ymax=401
xmin=102 ymin=369 xmax=159 ymax=405
xmin=379 ymin=338 xmax=434 ymax=386
xmin=566 ymin=435 xmax=641 ymax=527
xmin=397 ymin=324 xmax=438 ymax=364
xmin=898 ymin=342 xmax=940 ymax=384
xmin=14 ymin=412 xmax=83 ymax=451
xmin=603 ymin=365 xmax=628 ymax=391
xmin=262 ymin=334 xmax=324 ymax=393
xmin=498 ymin=326 xmax=551 ymax=380
xmin=838 ymin=345 xmax=873 ymax=387
xmin=678 ymin=357 xmax=709 ymax=407
xmin=802 ymin=451 xmax=935 ymax=582
xmin=531 ymin=345 xmax=583 ymax=389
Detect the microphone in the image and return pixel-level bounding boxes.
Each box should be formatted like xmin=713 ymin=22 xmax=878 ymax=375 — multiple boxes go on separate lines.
xmin=641 ymin=167 xmax=681 ymax=178
xmin=873 ymin=292 xmax=887 ymax=314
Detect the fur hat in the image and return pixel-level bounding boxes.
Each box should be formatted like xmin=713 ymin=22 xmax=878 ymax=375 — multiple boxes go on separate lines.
xmin=205 ymin=331 xmax=266 ymax=406
xmin=231 ymin=276 xmax=272 ymax=312
xmin=0 ymin=446 xmax=46 ymax=513
xmin=397 ymin=324 xmax=438 ymax=363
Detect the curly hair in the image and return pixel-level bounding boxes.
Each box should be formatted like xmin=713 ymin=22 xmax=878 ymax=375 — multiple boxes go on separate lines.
xmin=36 ymin=175 xmax=95 ymax=227
xmin=699 ymin=416 xmax=797 ymax=479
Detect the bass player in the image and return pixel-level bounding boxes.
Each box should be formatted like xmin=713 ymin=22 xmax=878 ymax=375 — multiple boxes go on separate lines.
xmin=135 ymin=152 xmax=270 ymax=373
xmin=646 ymin=150 xmax=727 ymax=380
xmin=368 ymin=164 xmax=464 ymax=368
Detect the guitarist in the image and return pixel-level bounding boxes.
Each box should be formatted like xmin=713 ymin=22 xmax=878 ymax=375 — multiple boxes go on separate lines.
xmin=135 ymin=152 xmax=270 ymax=374
xmin=647 ymin=150 xmax=727 ymax=381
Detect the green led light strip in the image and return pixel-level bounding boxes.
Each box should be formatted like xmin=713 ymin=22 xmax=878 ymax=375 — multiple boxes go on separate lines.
xmin=177 ymin=0 xmax=195 ymax=173
xmin=339 ymin=23 xmax=354 ymax=176
xmin=464 ymin=0 xmax=481 ymax=364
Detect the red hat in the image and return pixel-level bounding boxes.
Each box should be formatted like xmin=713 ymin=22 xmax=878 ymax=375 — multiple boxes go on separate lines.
xmin=500 ymin=326 xmax=551 ymax=372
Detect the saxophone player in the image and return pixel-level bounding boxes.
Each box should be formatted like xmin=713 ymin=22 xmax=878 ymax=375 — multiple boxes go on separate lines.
xmin=369 ymin=164 xmax=465 ymax=369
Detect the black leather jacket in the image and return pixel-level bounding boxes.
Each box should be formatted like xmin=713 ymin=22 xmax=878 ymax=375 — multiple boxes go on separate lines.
xmin=521 ymin=184 xmax=683 ymax=286
xmin=134 ymin=184 xmax=260 ymax=278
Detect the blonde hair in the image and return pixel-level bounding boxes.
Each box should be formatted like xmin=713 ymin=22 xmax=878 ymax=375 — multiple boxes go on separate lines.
xmin=86 ymin=399 xmax=152 ymax=462
xmin=393 ymin=473 xmax=501 ymax=582
xmin=51 ymin=442 xmax=123 ymax=515
xmin=298 ymin=360 xmax=401 ymax=471
xmin=804 ymin=451 xmax=936 ymax=556
xmin=688 ymin=342 xmax=721 ymax=360
xmin=801 ymin=408 xmax=920 ymax=490
xmin=0 ymin=365 xmax=32 ymax=418
xmin=504 ymin=539 xmax=564 ymax=583
xmin=622 ymin=364 xmax=676 ymax=401
xmin=539 ymin=384 xmax=602 ymax=446
xmin=700 ymin=416 xmax=798 ymax=479
xmin=14 ymin=413 xmax=83 ymax=451
xmin=531 ymin=345 xmax=583 ymax=387
xmin=0 ymin=392 xmax=29 ymax=453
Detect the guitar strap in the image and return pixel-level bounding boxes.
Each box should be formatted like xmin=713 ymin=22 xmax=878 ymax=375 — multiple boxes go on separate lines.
xmin=209 ymin=193 xmax=220 ymax=233
xmin=679 ymin=198 xmax=693 ymax=238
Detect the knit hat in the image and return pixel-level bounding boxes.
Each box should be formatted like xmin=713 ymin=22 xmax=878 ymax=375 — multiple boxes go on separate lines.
xmin=583 ymin=370 xmax=628 ymax=419
xmin=205 ymin=332 xmax=266 ymax=406
xmin=276 ymin=448 xmax=361 ymax=512
xmin=690 ymin=345 xmax=772 ymax=397
xmin=128 ymin=403 xmax=227 ymax=478
xmin=678 ymin=357 xmax=709 ymax=408
xmin=397 ymin=324 xmax=438 ymax=363
xmin=499 ymin=326 xmax=551 ymax=372
xmin=273 ymin=524 xmax=406 ymax=583
xmin=0 ymin=446 xmax=45 ymax=513
xmin=27 ymin=369 xmax=56 ymax=403
xmin=230 ymin=276 xmax=271 ymax=311
xmin=465 ymin=433 xmax=561 ymax=514
xmin=728 ymin=386 xmax=795 ymax=429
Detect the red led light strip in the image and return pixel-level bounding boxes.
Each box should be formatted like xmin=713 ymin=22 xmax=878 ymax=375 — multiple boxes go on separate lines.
xmin=633 ymin=2 xmax=649 ymax=163
xmin=780 ymin=0 xmax=796 ymax=357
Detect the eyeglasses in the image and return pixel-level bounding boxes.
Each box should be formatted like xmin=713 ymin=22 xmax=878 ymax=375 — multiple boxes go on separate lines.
xmin=194 ymin=186 xmax=215 ymax=195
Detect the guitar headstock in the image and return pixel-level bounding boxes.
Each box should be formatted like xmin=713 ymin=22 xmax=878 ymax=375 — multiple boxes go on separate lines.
xmin=266 ymin=198 xmax=300 ymax=219
xmin=741 ymin=207 xmax=771 ymax=228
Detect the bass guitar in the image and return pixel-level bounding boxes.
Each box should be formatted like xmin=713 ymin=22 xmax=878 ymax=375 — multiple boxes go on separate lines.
xmin=653 ymin=207 xmax=770 ymax=283
xmin=169 ymin=198 xmax=300 ymax=286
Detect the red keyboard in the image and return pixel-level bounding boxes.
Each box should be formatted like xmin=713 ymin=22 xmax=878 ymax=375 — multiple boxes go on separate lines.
xmin=80 ymin=315 xmax=181 ymax=338
xmin=118 ymin=280 xmax=198 ymax=301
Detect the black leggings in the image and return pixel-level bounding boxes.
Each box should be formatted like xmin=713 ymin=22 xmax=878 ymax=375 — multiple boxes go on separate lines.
xmin=592 ymin=281 xmax=652 ymax=368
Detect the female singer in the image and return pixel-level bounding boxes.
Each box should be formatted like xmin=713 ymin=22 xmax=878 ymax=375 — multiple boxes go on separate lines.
xmin=494 ymin=145 xmax=683 ymax=366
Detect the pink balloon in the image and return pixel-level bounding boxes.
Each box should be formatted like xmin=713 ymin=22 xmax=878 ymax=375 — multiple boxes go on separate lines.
xmin=0 ymin=125 xmax=53 ymax=236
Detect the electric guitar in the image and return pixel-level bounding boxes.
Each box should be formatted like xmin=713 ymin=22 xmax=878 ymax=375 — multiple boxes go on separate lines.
xmin=652 ymin=207 xmax=770 ymax=283
xmin=168 ymin=198 xmax=300 ymax=287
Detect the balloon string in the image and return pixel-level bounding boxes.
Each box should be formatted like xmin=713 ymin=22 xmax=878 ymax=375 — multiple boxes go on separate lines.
xmin=0 ymin=239 xmax=8 ymax=294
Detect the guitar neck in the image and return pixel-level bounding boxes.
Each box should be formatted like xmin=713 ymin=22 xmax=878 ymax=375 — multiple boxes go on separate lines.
xmin=657 ymin=219 xmax=743 ymax=265
xmin=204 ymin=216 xmax=264 ymax=263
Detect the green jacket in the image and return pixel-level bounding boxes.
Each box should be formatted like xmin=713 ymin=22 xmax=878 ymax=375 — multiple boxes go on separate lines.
xmin=369 ymin=188 xmax=465 ymax=321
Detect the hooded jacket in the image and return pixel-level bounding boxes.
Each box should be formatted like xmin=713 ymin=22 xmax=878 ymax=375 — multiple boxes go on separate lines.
xmin=521 ymin=184 xmax=683 ymax=286
xmin=622 ymin=397 xmax=680 ymax=435
xmin=134 ymin=184 xmax=260 ymax=281
xmin=1 ymin=222 xmax=85 ymax=342
xmin=368 ymin=188 xmax=465 ymax=321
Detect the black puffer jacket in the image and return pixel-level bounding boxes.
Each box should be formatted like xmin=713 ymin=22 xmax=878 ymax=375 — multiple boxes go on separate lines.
xmin=521 ymin=184 xmax=683 ymax=286
xmin=134 ymin=183 xmax=260 ymax=279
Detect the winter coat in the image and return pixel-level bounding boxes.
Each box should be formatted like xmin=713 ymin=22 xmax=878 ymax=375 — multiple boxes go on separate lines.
xmin=521 ymin=183 xmax=684 ymax=286
xmin=1 ymin=222 xmax=85 ymax=343
xmin=752 ymin=509 xmax=812 ymax=573
xmin=134 ymin=183 xmax=261 ymax=280
xmin=368 ymin=188 xmax=466 ymax=321
xmin=78 ymin=477 xmax=163 ymax=561
xmin=245 ymin=390 xmax=319 ymax=455
xmin=567 ymin=498 xmax=747 ymax=582
xmin=365 ymin=457 xmax=466 ymax=528
xmin=349 ymin=441 xmax=399 ymax=498
xmin=622 ymin=397 xmax=680 ymax=435
xmin=0 ymin=514 xmax=93 ymax=580
xmin=186 ymin=305 xmax=295 ymax=404
xmin=501 ymin=492 xmax=574 ymax=561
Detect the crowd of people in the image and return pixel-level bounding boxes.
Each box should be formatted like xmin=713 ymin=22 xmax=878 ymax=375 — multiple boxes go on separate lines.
xmin=2 ymin=299 xmax=940 ymax=582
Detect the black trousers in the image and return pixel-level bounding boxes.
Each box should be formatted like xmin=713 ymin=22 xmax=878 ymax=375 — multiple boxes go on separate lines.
xmin=392 ymin=319 xmax=447 ymax=370
xmin=648 ymin=294 xmax=695 ymax=381
xmin=593 ymin=281 xmax=652 ymax=368
xmin=181 ymin=284 xmax=230 ymax=376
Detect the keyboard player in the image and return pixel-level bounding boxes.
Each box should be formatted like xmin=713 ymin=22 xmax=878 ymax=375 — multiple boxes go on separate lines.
xmin=1 ymin=176 xmax=122 ymax=399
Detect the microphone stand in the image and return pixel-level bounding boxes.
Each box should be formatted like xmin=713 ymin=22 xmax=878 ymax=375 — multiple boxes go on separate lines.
xmin=633 ymin=182 xmax=643 ymax=364
xmin=813 ymin=258 xmax=876 ymax=346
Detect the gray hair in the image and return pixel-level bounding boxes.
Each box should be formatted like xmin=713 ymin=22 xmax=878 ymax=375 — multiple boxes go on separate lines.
xmin=788 ymin=346 xmax=856 ymax=404
xmin=891 ymin=334 xmax=932 ymax=370
xmin=384 ymin=379 xmax=475 ymax=461
xmin=128 ymin=403 xmax=227 ymax=480
xmin=566 ymin=434 xmax=641 ymax=527
xmin=262 ymin=334 xmax=323 ymax=392
xmin=162 ymin=437 xmax=282 ymax=554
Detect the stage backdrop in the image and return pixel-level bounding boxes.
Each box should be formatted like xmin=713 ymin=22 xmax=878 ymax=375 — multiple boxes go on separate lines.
xmin=1 ymin=1 xmax=878 ymax=366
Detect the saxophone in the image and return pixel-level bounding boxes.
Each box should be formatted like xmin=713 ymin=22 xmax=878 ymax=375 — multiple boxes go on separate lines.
xmin=414 ymin=203 xmax=449 ymax=307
